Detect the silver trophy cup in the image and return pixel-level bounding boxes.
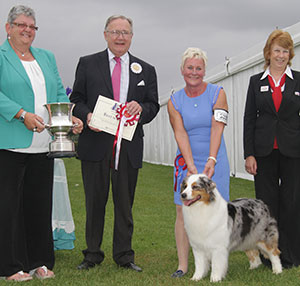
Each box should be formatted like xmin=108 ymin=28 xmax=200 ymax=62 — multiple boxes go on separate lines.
xmin=44 ymin=102 xmax=76 ymax=158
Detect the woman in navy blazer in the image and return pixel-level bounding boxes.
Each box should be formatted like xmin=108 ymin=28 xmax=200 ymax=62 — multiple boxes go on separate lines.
xmin=0 ymin=5 xmax=82 ymax=281
xmin=244 ymin=29 xmax=300 ymax=268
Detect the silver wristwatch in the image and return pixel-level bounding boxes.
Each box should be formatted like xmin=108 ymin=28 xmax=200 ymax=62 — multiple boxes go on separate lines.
xmin=18 ymin=111 xmax=27 ymax=123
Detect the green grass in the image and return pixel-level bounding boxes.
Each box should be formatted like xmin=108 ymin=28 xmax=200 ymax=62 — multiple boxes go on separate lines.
xmin=2 ymin=159 xmax=300 ymax=285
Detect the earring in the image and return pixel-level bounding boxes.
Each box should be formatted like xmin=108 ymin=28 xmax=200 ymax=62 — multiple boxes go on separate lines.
xmin=7 ymin=35 xmax=11 ymax=40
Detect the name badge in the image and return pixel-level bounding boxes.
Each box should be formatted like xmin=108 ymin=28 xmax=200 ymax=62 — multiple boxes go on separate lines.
xmin=260 ymin=86 xmax=269 ymax=92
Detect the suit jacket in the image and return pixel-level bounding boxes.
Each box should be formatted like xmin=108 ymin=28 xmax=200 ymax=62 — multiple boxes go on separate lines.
xmin=243 ymin=69 xmax=300 ymax=158
xmin=70 ymin=49 xmax=159 ymax=168
xmin=0 ymin=40 xmax=69 ymax=149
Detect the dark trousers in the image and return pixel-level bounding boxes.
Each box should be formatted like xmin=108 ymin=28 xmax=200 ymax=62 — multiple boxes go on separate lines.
xmin=255 ymin=149 xmax=300 ymax=266
xmin=81 ymin=147 xmax=138 ymax=265
xmin=0 ymin=150 xmax=54 ymax=276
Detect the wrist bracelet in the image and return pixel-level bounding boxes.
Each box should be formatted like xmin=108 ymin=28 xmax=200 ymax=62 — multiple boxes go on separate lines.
xmin=207 ymin=156 xmax=217 ymax=164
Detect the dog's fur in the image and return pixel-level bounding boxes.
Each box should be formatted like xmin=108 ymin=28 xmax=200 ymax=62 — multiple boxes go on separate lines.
xmin=180 ymin=174 xmax=282 ymax=282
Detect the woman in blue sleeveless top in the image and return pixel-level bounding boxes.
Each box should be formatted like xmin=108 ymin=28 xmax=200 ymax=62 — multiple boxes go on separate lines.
xmin=168 ymin=47 xmax=230 ymax=278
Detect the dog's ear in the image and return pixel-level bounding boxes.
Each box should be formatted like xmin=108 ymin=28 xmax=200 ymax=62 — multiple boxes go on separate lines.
xmin=199 ymin=175 xmax=216 ymax=201
xmin=200 ymin=175 xmax=216 ymax=190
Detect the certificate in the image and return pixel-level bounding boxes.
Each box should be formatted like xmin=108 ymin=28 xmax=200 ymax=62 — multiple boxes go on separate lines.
xmin=89 ymin=95 xmax=138 ymax=141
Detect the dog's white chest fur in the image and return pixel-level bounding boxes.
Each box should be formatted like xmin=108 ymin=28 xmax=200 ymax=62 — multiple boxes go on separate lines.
xmin=183 ymin=191 xmax=230 ymax=251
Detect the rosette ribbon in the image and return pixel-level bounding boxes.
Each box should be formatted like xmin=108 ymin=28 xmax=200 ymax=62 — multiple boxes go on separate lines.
xmin=174 ymin=154 xmax=187 ymax=192
xmin=112 ymin=103 xmax=140 ymax=170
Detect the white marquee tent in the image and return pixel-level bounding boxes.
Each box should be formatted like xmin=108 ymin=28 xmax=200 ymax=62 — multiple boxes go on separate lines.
xmin=143 ymin=22 xmax=300 ymax=180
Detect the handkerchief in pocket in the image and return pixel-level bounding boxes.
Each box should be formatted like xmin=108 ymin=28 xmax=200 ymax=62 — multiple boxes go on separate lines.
xmin=137 ymin=80 xmax=145 ymax=86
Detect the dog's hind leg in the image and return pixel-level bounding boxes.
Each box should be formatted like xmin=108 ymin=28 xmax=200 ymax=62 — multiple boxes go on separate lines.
xmin=245 ymin=249 xmax=262 ymax=269
xmin=210 ymin=248 xmax=228 ymax=283
xmin=190 ymin=248 xmax=210 ymax=281
xmin=257 ymin=242 xmax=282 ymax=274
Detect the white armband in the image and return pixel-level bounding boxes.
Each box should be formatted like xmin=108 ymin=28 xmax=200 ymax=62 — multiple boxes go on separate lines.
xmin=213 ymin=109 xmax=228 ymax=125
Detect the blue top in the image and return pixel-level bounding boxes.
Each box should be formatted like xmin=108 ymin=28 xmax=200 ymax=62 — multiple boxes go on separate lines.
xmin=171 ymin=83 xmax=230 ymax=205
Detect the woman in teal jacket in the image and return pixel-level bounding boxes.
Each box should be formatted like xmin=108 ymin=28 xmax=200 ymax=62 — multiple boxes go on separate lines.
xmin=0 ymin=5 xmax=82 ymax=281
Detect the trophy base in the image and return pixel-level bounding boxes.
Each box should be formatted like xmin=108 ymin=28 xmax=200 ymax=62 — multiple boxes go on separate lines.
xmin=47 ymin=151 xmax=77 ymax=158
xmin=48 ymin=138 xmax=76 ymax=158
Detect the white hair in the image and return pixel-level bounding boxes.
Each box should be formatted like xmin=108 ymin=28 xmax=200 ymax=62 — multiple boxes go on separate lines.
xmin=181 ymin=47 xmax=208 ymax=70
xmin=7 ymin=5 xmax=36 ymax=24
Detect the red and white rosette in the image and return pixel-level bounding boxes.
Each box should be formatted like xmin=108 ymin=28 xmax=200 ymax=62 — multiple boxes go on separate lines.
xmin=113 ymin=103 xmax=140 ymax=170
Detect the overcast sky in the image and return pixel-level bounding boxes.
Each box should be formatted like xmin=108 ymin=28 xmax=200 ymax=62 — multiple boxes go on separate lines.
xmin=1 ymin=0 xmax=300 ymax=97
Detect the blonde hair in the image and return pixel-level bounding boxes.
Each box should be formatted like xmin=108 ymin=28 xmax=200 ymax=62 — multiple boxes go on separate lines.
xmin=263 ymin=29 xmax=294 ymax=70
xmin=181 ymin=47 xmax=207 ymax=70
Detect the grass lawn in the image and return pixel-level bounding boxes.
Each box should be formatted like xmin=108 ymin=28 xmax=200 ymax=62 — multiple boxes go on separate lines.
xmin=2 ymin=159 xmax=299 ymax=285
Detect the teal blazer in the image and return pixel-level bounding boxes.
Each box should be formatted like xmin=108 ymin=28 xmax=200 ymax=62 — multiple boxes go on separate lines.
xmin=0 ymin=40 xmax=69 ymax=149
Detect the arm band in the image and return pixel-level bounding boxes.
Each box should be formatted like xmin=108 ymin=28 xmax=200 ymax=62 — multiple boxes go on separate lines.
xmin=213 ymin=108 xmax=228 ymax=125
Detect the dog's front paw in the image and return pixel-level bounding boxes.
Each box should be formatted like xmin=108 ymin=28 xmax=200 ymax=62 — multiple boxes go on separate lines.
xmin=191 ymin=273 xmax=204 ymax=281
xmin=272 ymin=263 xmax=282 ymax=274
xmin=210 ymin=274 xmax=224 ymax=283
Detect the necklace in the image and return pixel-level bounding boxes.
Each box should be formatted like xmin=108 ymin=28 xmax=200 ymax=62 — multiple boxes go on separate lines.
xmin=184 ymin=88 xmax=199 ymax=108
xmin=9 ymin=40 xmax=28 ymax=57
xmin=15 ymin=47 xmax=27 ymax=57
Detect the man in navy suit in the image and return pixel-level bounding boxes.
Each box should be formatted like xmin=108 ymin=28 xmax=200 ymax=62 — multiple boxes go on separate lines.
xmin=70 ymin=15 xmax=159 ymax=272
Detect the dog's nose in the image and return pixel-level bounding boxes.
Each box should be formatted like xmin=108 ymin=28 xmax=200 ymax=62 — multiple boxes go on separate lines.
xmin=181 ymin=193 xmax=187 ymax=199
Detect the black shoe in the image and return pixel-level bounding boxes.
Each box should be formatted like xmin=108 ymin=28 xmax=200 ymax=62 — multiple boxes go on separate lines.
xmin=120 ymin=262 xmax=142 ymax=272
xmin=281 ymin=259 xmax=294 ymax=269
xmin=282 ymin=263 xmax=294 ymax=269
xmin=171 ymin=270 xmax=185 ymax=278
xmin=280 ymin=256 xmax=295 ymax=269
xmin=77 ymin=260 xmax=96 ymax=270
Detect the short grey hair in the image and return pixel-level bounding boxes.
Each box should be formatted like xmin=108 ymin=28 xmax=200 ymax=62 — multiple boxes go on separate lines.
xmin=7 ymin=5 xmax=36 ymax=25
xmin=104 ymin=15 xmax=133 ymax=32
xmin=181 ymin=47 xmax=208 ymax=70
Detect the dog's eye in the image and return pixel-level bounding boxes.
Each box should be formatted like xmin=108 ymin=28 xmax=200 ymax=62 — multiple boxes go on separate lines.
xmin=181 ymin=183 xmax=187 ymax=191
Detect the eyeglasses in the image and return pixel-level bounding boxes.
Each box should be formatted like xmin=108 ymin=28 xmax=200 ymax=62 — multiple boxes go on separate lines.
xmin=106 ymin=30 xmax=132 ymax=38
xmin=12 ymin=22 xmax=38 ymax=31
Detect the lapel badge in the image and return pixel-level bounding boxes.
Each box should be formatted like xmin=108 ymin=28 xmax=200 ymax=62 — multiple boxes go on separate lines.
xmin=295 ymin=91 xmax=300 ymax=96
xmin=131 ymin=62 xmax=142 ymax=74
xmin=260 ymin=86 xmax=269 ymax=92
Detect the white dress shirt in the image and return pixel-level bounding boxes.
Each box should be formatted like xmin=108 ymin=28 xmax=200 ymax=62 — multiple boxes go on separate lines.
xmin=260 ymin=66 xmax=293 ymax=90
